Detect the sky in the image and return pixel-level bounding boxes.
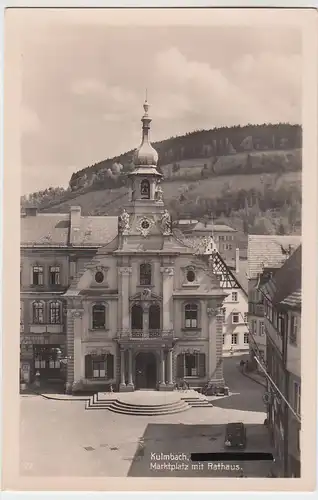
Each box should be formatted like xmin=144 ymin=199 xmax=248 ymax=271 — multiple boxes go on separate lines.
xmin=17 ymin=11 xmax=302 ymax=195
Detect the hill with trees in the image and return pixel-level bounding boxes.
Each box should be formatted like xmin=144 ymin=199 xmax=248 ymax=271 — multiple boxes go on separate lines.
xmin=21 ymin=123 xmax=302 ymax=236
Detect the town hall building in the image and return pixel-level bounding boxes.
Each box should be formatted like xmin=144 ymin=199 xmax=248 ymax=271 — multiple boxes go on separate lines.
xmin=20 ymin=100 xmax=244 ymax=394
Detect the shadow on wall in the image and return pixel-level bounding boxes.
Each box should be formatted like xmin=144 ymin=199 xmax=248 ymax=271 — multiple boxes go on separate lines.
xmin=128 ymin=423 xmax=273 ymax=478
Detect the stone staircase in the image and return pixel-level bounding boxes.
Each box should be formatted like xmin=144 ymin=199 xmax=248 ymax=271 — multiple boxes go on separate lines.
xmin=85 ymin=390 xmax=213 ymax=416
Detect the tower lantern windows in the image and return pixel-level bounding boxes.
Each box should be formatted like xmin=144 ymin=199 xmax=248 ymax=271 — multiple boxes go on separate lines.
xmin=140 ymin=179 xmax=150 ymax=199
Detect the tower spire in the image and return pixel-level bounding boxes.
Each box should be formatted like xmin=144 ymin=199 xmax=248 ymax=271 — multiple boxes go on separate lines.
xmin=133 ymin=96 xmax=158 ymax=167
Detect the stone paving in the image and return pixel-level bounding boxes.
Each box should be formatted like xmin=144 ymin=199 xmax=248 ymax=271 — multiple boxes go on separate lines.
xmin=20 ymin=357 xmax=273 ymax=478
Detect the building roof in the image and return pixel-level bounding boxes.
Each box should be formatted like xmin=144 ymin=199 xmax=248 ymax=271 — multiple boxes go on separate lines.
xmin=280 ymin=289 xmax=301 ymax=308
xmin=248 ymin=235 xmax=301 ymax=279
xmin=21 ymin=211 xmax=118 ymax=247
xmin=233 ymin=260 xmax=249 ymax=295
xmin=193 ymin=222 xmax=237 ymax=233
xmin=261 ymin=244 xmax=301 ymax=308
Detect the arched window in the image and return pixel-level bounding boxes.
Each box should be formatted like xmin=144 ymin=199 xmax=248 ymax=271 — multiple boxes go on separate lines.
xmin=92 ymin=303 xmax=106 ymax=329
xmin=140 ymin=179 xmax=150 ymax=199
xmin=131 ymin=304 xmax=143 ymax=330
xmin=149 ymin=304 xmax=161 ymax=330
xmin=140 ymin=263 xmax=152 ymax=286
xmin=32 ymin=301 xmax=45 ymax=324
xmin=184 ymin=303 xmax=198 ymax=328
xmin=49 ymin=301 xmax=61 ymax=324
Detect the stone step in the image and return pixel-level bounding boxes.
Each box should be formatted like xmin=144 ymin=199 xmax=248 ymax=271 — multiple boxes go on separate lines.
xmin=108 ymin=402 xmax=191 ymax=416
xmin=109 ymin=399 xmax=189 ymax=411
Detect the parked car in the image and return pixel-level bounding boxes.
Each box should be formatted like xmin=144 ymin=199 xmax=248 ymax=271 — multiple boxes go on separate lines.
xmin=224 ymin=422 xmax=247 ymax=449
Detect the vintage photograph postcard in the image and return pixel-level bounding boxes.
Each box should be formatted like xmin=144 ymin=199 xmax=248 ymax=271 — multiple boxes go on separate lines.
xmin=2 ymin=6 xmax=317 ymax=493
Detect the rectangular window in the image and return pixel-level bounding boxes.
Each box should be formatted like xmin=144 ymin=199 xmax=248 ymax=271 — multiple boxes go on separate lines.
xmin=222 ymin=307 xmax=226 ymax=324
xmin=293 ymin=382 xmax=301 ymax=414
xmin=92 ymin=361 xmax=107 ymax=378
xmin=244 ymin=312 xmax=248 ymax=323
xmin=222 ymin=334 xmax=225 ymax=345
xmin=259 ymin=321 xmax=265 ymax=336
xmin=219 ymin=236 xmax=224 ymax=241
xmin=49 ymin=266 xmax=60 ymax=285
xmin=20 ymin=302 xmax=23 ymax=325
xmin=140 ymin=263 xmax=152 ymax=286
xmin=33 ymin=302 xmax=45 ymax=324
xmin=177 ymin=353 xmax=205 ymax=378
xmin=32 ymin=266 xmax=44 ymax=285
xmin=232 ymin=292 xmax=238 ymax=302
xmin=231 ymin=333 xmax=238 ymax=345
xmin=49 ymin=360 xmax=60 ymax=369
xmin=232 ymin=312 xmax=239 ymax=324
xmin=35 ymin=359 xmax=46 ymax=369
xmin=185 ymin=304 xmax=198 ymax=328
xmin=244 ymin=332 xmax=249 ymax=344
xmin=290 ymin=315 xmax=299 ymax=345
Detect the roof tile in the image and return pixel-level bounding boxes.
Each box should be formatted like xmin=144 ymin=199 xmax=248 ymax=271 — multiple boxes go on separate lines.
xmin=248 ymin=235 xmax=301 ymax=279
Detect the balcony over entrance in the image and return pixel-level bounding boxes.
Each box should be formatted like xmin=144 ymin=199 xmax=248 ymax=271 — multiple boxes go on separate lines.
xmin=118 ymin=329 xmax=174 ymax=340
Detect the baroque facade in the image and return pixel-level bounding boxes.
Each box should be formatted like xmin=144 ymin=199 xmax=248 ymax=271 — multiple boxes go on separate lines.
xmin=20 ymin=99 xmax=245 ymax=394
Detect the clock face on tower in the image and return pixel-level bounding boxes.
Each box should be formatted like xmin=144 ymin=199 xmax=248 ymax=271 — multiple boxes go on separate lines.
xmin=137 ymin=217 xmax=154 ymax=237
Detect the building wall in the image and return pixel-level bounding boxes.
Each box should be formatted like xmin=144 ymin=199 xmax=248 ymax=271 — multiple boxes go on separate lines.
xmin=248 ymin=279 xmax=266 ymax=366
xmin=65 ymin=250 xmax=225 ymax=391
xmin=286 ymin=310 xmax=301 ymax=377
xmin=266 ymin=337 xmax=287 ymax=475
xmin=20 ymin=247 xmax=97 ymax=382
xmin=287 ymin=372 xmax=301 ymax=477
xmin=222 ymin=287 xmax=249 ymax=355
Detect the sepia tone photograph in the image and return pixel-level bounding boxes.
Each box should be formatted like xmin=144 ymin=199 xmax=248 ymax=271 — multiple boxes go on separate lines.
xmin=2 ymin=6 xmax=317 ymax=493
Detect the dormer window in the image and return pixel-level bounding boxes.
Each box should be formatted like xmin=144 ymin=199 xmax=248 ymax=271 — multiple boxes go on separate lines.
xmin=140 ymin=179 xmax=150 ymax=199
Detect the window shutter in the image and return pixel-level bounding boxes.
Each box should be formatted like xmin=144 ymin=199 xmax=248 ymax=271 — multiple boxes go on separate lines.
xmin=198 ymin=353 xmax=206 ymax=377
xmin=85 ymin=355 xmax=92 ymax=379
xmin=107 ymin=354 xmax=114 ymax=379
xmin=176 ymin=354 xmax=184 ymax=378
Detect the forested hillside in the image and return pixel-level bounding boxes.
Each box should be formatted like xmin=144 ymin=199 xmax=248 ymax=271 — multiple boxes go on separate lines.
xmin=21 ymin=123 xmax=302 ymax=236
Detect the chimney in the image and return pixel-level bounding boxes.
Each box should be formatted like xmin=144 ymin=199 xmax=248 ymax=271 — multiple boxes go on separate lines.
xmin=235 ymin=247 xmax=240 ymax=273
xmin=24 ymin=206 xmax=37 ymax=217
xmin=70 ymin=206 xmax=81 ymax=244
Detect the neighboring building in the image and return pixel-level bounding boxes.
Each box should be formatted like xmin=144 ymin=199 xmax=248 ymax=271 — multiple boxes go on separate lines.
xmin=222 ymin=253 xmax=249 ymax=356
xmin=176 ymin=220 xmax=238 ymax=265
xmin=247 ymin=235 xmax=301 ymax=370
xmin=21 ymin=99 xmax=244 ymax=394
xmin=260 ymin=244 xmax=301 ymax=478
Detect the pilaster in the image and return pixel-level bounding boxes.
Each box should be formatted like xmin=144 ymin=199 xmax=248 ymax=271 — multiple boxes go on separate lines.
xmin=118 ymin=267 xmax=132 ymax=330
xmin=160 ymin=266 xmax=174 ymax=331
xmin=207 ymin=303 xmax=225 ymax=386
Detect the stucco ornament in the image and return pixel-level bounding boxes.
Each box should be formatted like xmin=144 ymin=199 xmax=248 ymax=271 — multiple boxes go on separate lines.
xmin=160 ymin=209 xmax=172 ymax=235
xmin=118 ymin=209 xmax=130 ymax=233
xmin=136 ymin=217 xmax=154 ymax=237
xmin=142 ymin=288 xmax=152 ymax=300
xmin=155 ymin=182 xmax=163 ymax=202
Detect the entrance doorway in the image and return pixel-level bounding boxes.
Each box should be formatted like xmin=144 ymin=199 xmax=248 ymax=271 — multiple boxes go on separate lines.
xmin=135 ymin=351 xmax=157 ymax=389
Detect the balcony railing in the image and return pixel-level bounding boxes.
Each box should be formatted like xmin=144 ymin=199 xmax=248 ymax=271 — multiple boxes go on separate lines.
xmin=118 ymin=329 xmax=174 ymax=340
